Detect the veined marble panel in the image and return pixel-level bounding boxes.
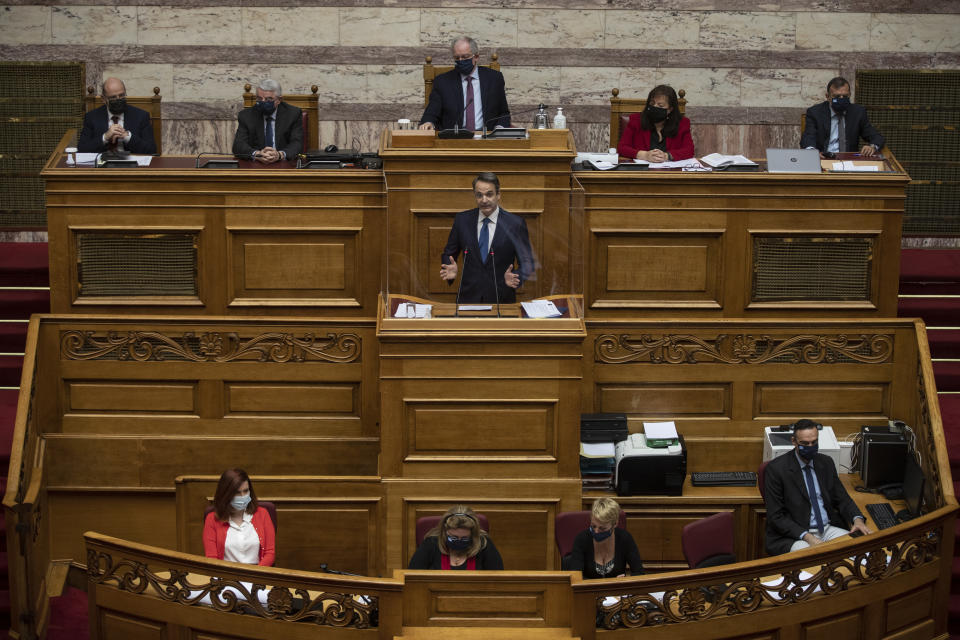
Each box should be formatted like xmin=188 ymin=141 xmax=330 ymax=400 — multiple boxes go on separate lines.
xmin=559 ymin=67 xmax=624 ymax=105
xmin=502 ymin=66 xmax=561 ymax=107
xmin=699 ymin=12 xmax=796 ymax=51
xmin=419 ymin=9 xmax=519 ymax=49
xmin=51 ymin=6 xmax=137 ymax=45
xmin=740 ymin=69 xmax=803 ymax=107
xmin=517 ymin=10 xmax=604 ymax=49
xmin=173 ymin=64 xmax=272 ymax=102
xmin=98 ymin=63 xmax=175 ymax=99
xmin=137 ymin=6 xmax=242 ymax=47
xmin=0 ymin=6 xmax=52 ymax=44
xmin=571 ymin=122 xmax=610 ymax=154
xmin=656 ymin=67 xmax=741 ymax=107
xmin=796 ymin=12 xmax=871 ymax=51
xmin=870 ymin=13 xmax=960 ymax=53
xmin=341 ymin=8 xmax=421 ymax=47
xmin=367 ymin=64 xmax=423 ymax=103
xmin=616 ymin=68 xmax=663 ymax=99
xmin=164 ymin=117 xmax=236 ymax=156
xmin=604 ymin=11 xmax=701 ymax=50
xmin=242 ymin=7 xmax=340 ymax=47
xmin=270 ymin=64 xmax=366 ymax=101
xmin=319 ymin=119 xmax=391 ymax=152
xmin=798 ymin=69 xmax=837 ymax=104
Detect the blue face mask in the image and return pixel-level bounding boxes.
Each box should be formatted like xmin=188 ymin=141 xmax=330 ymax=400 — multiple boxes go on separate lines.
xmin=255 ymin=100 xmax=276 ymax=115
xmin=589 ymin=526 xmax=613 ymax=542
xmin=231 ymin=494 xmax=251 ymax=511
xmin=455 ymin=58 xmax=475 ymax=76
xmin=797 ymin=443 xmax=819 ymax=460
xmin=831 ymin=96 xmax=850 ymax=113
xmin=446 ymin=535 xmax=471 ymax=551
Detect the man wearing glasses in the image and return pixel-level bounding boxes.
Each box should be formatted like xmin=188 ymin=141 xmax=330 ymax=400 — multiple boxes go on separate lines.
xmin=419 ymin=36 xmax=511 ymax=131
xmin=78 ymin=77 xmax=157 ymax=154
xmin=232 ymin=79 xmax=303 ymax=164
xmin=764 ymin=419 xmax=871 ymax=555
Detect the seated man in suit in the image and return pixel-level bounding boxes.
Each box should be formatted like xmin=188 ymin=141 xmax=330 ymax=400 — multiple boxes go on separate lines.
xmin=232 ymin=79 xmax=303 ymax=163
xmin=419 ymin=36 xmax=511 ymax=131
xmin=800 ymin=76 xmax=885 ymax=157
xmin=439 ymin=171 xmax=534 ymax=304
xmin=765 ymin=419 xmax=871 ymax=555
xmin=78 ymin=77 xmax=157 ymax=154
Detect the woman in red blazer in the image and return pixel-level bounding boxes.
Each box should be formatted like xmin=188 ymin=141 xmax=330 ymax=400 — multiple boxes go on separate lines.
xmin=617 ymin=85 xmax=695 ymax=162
xmin=203 ymin=468 xmax=275 ymax=566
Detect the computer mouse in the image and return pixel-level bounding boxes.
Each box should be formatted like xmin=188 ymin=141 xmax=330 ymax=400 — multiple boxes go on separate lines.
xmin=325 ymin=144 xmax=338 ymax=153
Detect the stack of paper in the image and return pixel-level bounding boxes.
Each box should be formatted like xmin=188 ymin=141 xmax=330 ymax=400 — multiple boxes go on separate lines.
xmin=700 ymin=153 xmax=757 ymax=168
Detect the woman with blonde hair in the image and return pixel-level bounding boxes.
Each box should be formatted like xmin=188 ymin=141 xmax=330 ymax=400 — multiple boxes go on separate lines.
xmin=408 ymin=505 xmax=503 ymax=570
xmin=567 ymin=498 xmax=643 ymax=578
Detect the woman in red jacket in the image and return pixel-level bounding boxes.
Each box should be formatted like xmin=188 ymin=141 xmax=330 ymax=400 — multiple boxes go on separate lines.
xmin=617 ymin=85 xmax=695 ymax=162
xmin=203 ymin=468 xmax=275 ymax=566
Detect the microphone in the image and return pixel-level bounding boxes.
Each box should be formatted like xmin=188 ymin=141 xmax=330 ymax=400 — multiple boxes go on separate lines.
xmin=453 ymin=249 xmax=469 ymax=317
xmin=489 ymin=250 xmax=501 ymax=318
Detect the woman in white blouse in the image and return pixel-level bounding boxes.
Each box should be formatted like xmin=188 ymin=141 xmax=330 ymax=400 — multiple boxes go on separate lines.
xmin=202 ymin=468 xmax=276 ymax=566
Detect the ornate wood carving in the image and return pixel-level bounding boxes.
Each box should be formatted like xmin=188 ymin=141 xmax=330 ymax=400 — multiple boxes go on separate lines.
xmin=595 ymin=333 xmax=893 ymax=365
xmin=916 ymin=361 xmax=944 ymax=509
xmin=86 ymin=549 xmax=378 ymax=628
xmin=61 ymin=330 xmax=361 ymax=363
xmin=598 ymin=527 xmax=939 ymax=629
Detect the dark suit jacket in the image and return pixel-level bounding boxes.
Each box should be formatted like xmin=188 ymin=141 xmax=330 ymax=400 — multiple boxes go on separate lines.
xmin=77 ymin=104 xmax=157 ymax=154
xmin=420 ymin=67 xmax=511 ymax=130
xmin=441 ymin=207 xmax=534 ymax=304
xmin=764 ymin=450 xmax=864 ymax=556
xmin=232 ymin=101 xmax=303 ymax=160
xmin=800 ymin=101 xmax=885 ymax=152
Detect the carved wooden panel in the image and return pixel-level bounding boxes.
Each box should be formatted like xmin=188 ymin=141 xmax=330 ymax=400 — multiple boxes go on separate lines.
xmin=883 ymin=585 xmax=935 ymax=634
xmin=66 ymin=380 xmax=197 ymax=414
xmin=597 ymin=383 xmax=730 ymax=418
xmin=99 ymin=609 xmax=166 ymax=640
xmin=228 ymin=230 xmax=360 ymax=307
xmin=755 ymin=382 xmax=889 ymax=418
xmin=803 ymin=610 xmax=864 ymax=640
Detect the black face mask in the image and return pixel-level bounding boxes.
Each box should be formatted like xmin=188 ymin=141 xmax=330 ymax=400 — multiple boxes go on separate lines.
xmin=107 ymin=98 xmax=126 ymax=115
xmin=646 ymin=105 xmax=669 ymax=123
xmin=831 ymin=96 xmax=851 ymax=114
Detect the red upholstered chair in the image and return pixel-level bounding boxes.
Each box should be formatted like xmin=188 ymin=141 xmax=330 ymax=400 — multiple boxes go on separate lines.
xmin=554 ymin=510 xmax=627 ymax=561
xmin=416 ymin=513 xmax=490 ymax=546
xmin=681 ymin=512 xmax=735 ymax=569
xmin=204 ymin=501 xmax=278 ymax=533
xmin=758 ymin=460 xmax=770 ymax=498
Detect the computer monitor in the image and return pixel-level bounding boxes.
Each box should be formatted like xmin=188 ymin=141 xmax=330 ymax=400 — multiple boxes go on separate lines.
xmin=898 ymin=454 xmax=925 ymax=521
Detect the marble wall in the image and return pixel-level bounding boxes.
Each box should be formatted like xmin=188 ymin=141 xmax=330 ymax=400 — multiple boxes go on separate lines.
xmin=1 ymin=1 xmax=958 ymax=157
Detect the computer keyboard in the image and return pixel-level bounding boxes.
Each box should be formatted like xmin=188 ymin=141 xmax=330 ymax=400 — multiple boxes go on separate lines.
xmin=691 ymin=471 xmax=757 ymax=487
xmin=866 ymin=502 xmax=899 ymax=530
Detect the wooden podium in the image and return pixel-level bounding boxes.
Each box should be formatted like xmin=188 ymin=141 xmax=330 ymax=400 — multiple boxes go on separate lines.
xmin=379 ymin=129 xmax=578 ymax=303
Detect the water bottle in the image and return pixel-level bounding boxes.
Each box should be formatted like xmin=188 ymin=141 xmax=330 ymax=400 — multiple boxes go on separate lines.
xmin=553 ymin=107 xmax=566 ymax=129
xmin=534 ymin=104 xmax=548 ymax=129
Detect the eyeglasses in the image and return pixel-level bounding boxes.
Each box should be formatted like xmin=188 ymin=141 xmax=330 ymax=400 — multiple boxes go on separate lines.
xmin=453 ymin=54 xmax=476 ymax=61
xmin=255 ymin=99 xmax=276 ymax=105
xmin=446 ymin=535 xmax=471 ymax=544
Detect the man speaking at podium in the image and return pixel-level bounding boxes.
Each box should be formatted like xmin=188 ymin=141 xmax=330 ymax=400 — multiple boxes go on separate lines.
xmin=419 ymin=36 xmax=511 ymax=131
xmin=439 ymin=172 xmax=534 ymax=304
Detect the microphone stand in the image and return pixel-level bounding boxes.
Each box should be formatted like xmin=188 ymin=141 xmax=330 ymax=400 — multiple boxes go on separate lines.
xmin=489 ymin=250 xmax=501 ymax=318
xmin=453 ymin=249 xmax=468 ymax=317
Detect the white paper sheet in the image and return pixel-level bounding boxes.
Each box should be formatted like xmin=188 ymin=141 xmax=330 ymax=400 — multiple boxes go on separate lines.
xmin=643 ymin=421 xmax=678 ymax=440
xmin=521 ymin=300 xmax=562 ymax=318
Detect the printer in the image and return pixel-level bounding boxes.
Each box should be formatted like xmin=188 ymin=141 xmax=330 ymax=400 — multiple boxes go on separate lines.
xmin=615 ymin=433 xmax=687 ymax=496
xmin=762 ymin=425 xmax=841 ymax=468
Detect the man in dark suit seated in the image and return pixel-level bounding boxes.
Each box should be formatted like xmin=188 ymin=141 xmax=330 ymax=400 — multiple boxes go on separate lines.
xmin=232 ymin=78 xmax=303 ymax=164
xmin=800 ymin=76 xmax=885 ymax=157
xmin=440 ymin=172 xmax=534 ymax=304
xmin=764 ymin=419 xmax=871 ymax=555
xmin=419 ymin=36 xmax=511 ymax=131
xmin=78 ymin=77 xmax=157 ymax=154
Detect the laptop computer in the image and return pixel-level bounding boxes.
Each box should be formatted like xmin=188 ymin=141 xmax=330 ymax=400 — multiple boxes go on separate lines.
xmin=766 ymin=148 xmax=821 ymax=173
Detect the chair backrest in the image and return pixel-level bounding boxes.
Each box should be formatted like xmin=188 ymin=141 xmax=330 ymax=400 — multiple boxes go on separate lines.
xmin=758 ymin=460 xmax=770 ymax=498
xmin=554 ymin=510 xmax=627 ymax=559
xmin=609 ymin=87 xmax=687 ymax=150
xmin=203 ymin=501 xmax=278 ymax=533
xmin=416 ymin=513 xmax=489 ymax=546
xmin=423 ymin=54 xmax=501 ymax=107
xmin=681 ymin=511 xmax=735 ymax=569
xmin=84 ymin=85 xmax=163 ymax=154
xmin=242 ymin=84 xmax=319 ymax=153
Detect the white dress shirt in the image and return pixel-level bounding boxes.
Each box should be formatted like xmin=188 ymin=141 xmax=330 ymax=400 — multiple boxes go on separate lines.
xmin=477 ymin=207 xmax=500 ymax=249
xmin=223 ymin=511 xmax=261 ymax=564
xmin=101 ymin=111 xmax=132 ymax=150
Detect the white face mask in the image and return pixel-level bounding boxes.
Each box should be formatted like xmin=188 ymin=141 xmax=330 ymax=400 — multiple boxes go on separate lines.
xmin=231 ymin=494 xmax=251 ymax=511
